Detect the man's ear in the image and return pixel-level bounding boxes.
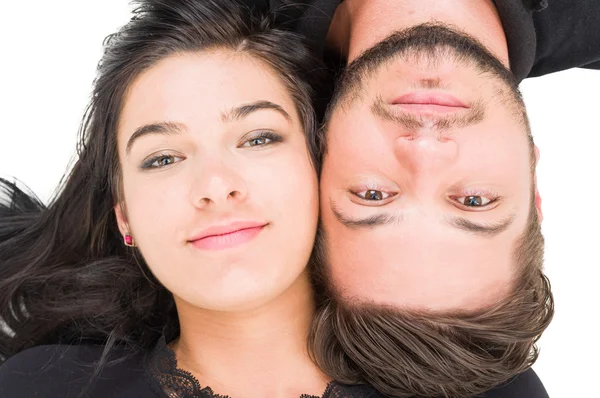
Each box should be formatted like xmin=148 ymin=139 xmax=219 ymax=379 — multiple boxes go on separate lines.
xmin=114 ymin=202 xmax=129 ymax=236
xmin=325 ymin=0 xmax=351 ymax=59
xmin=533 ymin=145 xmax=543 ymax=223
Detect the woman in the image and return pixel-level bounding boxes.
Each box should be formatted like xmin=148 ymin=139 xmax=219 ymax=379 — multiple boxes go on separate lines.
xmin=0 ymin=0 xmax=374 ymax=396
xmin=0 ymin=1 xmax=548 ymax=397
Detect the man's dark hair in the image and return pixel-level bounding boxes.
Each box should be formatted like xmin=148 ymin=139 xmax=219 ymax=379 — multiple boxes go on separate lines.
xmin=309 ymin=193 xmax=552 ymax=397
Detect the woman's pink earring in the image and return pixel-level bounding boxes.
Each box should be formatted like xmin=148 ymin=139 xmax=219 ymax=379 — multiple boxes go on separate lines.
xmin=124 ymin=233 xmax=136 ymax=247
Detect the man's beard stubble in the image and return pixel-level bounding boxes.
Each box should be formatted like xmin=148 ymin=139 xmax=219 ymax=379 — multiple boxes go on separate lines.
xmin=327 ymin=23 xmax=525 ymax=120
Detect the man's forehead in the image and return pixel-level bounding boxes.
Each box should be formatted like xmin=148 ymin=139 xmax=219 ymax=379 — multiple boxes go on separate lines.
xmin=327 ymin=223 xmax=516 ymax=311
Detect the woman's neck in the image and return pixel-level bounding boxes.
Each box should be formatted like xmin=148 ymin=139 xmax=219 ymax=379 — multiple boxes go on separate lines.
xmin=170 ymin=270 xmax=329 ymax=398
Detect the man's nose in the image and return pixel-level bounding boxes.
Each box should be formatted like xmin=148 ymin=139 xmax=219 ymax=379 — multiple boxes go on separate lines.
xmin=394 ymin=133 xmax=458 ymax=174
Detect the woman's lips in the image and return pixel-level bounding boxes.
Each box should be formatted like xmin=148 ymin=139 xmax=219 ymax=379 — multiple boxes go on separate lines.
xmin=391 ymin=92 xmax=469 ymax=114
xmin=189 ymin=223 xmax=267 ymax=251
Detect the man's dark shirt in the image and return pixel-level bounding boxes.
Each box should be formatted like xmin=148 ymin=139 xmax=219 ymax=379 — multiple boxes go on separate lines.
xmin=245 ymin=0 xmax=600 ymax=82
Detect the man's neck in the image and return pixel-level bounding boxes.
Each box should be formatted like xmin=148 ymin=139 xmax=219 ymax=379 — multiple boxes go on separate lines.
xmin=327 ymin=0 xmax=509 ymax=67
xmin=170 ymin=271 xmax=328 ymax=398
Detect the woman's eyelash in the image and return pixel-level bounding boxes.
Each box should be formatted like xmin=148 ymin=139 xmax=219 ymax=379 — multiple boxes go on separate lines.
xmin=139 ymin=131 xmax=282 ymax=169
xmin=140 ymin=153 xmax=183 ymax=170
xmin=241 ymin=131 xmax=283 ymax=147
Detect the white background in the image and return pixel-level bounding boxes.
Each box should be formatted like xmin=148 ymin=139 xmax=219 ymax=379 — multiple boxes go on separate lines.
xmin=0 ymin=2 xmax=598 ymax=397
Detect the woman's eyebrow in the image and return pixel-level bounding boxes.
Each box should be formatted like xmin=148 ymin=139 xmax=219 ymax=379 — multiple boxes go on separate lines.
xmin=221 ymin=100 xmax=292 ymax=123
xmin=126 ymin=121 xmax=186 ymax=155
xmin=126 ymin=100 xmax=291 ymax=156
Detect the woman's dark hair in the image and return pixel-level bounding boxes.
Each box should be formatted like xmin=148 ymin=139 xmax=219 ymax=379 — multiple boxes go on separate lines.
xmin=0 ymin=0 xmax=325 ymax=370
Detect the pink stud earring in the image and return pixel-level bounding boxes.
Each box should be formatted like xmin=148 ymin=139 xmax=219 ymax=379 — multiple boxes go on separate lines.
xmin=124 ymin=233 xmax=135 ymax=247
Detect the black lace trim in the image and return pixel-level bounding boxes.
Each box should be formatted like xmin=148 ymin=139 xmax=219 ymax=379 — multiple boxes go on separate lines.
xmin=145 ymin=336 xmax=228 ymax=398
xmin=144 ymin=336 xmax=382 ymax=398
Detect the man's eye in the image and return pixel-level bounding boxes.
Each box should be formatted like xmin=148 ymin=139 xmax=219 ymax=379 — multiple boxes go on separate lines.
xmin=141 ymin=154 xmax=184 ymax=169
xmin=456 ymin=195 xmax=492 ymax=207
xmin=355 ymin=190 xmax=392 ymax=201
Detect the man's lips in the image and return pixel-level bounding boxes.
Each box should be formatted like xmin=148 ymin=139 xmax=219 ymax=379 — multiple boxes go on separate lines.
xmin=391 ymin=92 xmax=469 ymax=114
xmin=189 ymin=222 xmax=268 ymax=251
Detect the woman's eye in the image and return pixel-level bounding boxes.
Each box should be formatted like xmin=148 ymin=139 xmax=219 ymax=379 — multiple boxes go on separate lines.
xmin=240 ymin=131 xmax=283 ymax=148
xmin=355 ymin=190 xmax=392 ymax=201
xmin=243 ymin=136 xmax=272 ymax=147
xmin=456 ymin=195 xmax=493 ymax=207
xmin=142 ymin=154 xmax=183 ymax=169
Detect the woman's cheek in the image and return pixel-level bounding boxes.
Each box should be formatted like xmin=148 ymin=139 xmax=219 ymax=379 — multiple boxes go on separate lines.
xmin=124 ymin=172 xmax=191 ymax=240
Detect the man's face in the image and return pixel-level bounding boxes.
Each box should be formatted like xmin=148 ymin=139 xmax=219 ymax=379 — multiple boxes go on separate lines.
xmin=320 ymin=25 xmax=540 ymax=311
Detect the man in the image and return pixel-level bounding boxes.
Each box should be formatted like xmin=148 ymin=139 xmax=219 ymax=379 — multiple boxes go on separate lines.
xmin=245 ymin=0 xmax=598 ymax=396
xmin=319 ymin=0 xmax=541 ymax=312
xmin=312 ymin=14 xmax=550 ymax=398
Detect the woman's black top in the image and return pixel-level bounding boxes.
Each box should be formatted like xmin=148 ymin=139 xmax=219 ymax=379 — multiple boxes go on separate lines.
xmin=0 ymin=336 xmax=548 ymax=398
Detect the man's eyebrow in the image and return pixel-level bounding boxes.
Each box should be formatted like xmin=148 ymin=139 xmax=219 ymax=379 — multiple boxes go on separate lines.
xmin=221 ymin=100 xmax=292 ymax=123
xmin=445 ymin=214 xmax=516 ymax=237
xmin=330 ymin=201 xmax=401 ymax=229
xmin=331 ymin=197 xmax=515 ymax=236
xmin=126 ymin=121 xmax=186 ymax=155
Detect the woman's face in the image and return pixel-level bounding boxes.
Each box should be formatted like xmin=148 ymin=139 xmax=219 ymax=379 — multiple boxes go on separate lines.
xmin=114 ymin=50 xmax=319 ymax=311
